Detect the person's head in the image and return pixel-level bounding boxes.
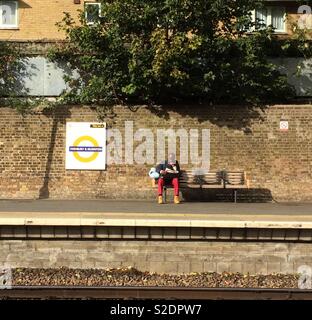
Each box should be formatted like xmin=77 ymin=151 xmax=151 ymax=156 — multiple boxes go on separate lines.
xmin=168 ymin=153 xmax=176 ymax=164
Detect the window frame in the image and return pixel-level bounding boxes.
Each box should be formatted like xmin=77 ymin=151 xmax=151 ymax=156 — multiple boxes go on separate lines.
xmin=84 ymin=2 xmax=102 ymax=25
xmin=0 ymin=0 xmax=19 ymax=29
xmin=252 ymin=6 xmax=286 ymax=33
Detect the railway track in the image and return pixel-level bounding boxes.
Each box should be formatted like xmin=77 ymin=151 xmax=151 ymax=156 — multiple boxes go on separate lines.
xmin=0 ymin=286 xmax=312 ymax=300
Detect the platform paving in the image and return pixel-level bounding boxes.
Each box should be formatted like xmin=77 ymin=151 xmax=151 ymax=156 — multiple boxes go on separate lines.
xmin=0 ymin=199 xmax=312 ymax=228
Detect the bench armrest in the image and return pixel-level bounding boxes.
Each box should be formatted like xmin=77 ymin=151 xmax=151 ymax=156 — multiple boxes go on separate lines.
xmin=246 ymin=179 xmax=251 ymax=189
xmin=244 ymin=172 xmax=251 ymax=188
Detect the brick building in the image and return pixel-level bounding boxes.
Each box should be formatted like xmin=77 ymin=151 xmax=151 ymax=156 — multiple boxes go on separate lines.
xmin=0 ymin=0 xmax=307 ymax=41
xmin=0 ymin=0 xmax=98 ymax=41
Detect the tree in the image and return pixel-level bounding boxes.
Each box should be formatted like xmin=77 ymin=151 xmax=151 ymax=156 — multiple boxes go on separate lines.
xmin=50 ymin=0 xmax=295 ymax=107
xmin=0 ymin=42 xmax=41 ymax=113
xmin=0 ymin=42 xmax=19 ymax=97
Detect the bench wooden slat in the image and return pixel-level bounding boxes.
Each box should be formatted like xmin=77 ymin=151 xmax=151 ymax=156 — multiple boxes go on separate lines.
xmin=225 ymin=185 xmax=249 ymax=189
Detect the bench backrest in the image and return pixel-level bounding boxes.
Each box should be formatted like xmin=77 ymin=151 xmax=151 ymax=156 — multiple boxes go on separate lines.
xmin=152 ymin=170 xmax=249 ymax=188
xmin=180 ymin=170 xmax=222 ymax=186
xmin=222 ymin=171 xmax=247 ymax=186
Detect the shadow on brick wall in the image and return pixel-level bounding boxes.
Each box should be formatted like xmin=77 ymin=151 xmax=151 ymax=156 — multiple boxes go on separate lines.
xmin=38 ymin=107 xmax=71 ymax=199
xmin=146 ymin=104 xmax=266 ymax=132
xmin=181 ymin=188 xmax=273 ymax=203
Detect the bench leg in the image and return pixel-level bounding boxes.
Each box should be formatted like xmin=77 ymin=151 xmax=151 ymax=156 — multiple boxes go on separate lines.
xmin=200 ymin=186 xmax=203 ymax=201
xmin=233 ymin=189 xmax=237 ymax=203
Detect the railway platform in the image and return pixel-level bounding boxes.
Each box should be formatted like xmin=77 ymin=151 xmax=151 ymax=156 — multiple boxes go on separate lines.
xmin=0 ymin=200 xmax=312 ymax=241
xmin=0 ymin=199 xmax=312 ymax=229
xmin=1 ymin=200 xmax=312 ymax=274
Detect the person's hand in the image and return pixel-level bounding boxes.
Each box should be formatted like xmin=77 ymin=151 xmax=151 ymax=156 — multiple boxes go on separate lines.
xmin=166 ymin=168 xmax=179 ymax=173
xmin=160 ymin=170 xmax=166 ymax=175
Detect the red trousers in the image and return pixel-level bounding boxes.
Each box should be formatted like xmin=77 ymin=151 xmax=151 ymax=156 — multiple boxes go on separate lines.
xmin=158 ymin=178 xmax=179 ymax=196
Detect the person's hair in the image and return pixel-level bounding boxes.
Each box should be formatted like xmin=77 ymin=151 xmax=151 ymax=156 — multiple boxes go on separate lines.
xmin=168 ymin=153 xmax=176 ymax=162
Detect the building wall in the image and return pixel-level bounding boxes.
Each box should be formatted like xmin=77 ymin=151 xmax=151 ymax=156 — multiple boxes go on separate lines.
xmin=0 ymin=104 xmax=312 ymax=201
xmin=275 ymin=1 xmax=301 ymax=36
xmin=0 ymin=239 xmax=310 ymax=275
xmin=8 ymin=56 xmax=312 ymax=97
xmin=253 ymin=1 xmax=301 ymax=37
xmin=0 ymin=0 xmax=96 ymax=41
xmin=0 ymin=1 xmax=305 ymax=41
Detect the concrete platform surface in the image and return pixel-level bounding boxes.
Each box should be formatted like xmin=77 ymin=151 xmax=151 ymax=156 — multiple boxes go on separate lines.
xmin=2 ymin=199 xmax=312 ymax=214
xmin=0 ymin=200 xmax=312 ymax=228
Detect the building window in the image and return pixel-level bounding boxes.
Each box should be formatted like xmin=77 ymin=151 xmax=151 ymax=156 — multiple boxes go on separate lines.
xmin=252 ymin=6 xmax=286 ymax=33
xmin=85 ymin=2 xmax=101 ymax=25
xmin=0 ymin=1 xmax=18 ymax=28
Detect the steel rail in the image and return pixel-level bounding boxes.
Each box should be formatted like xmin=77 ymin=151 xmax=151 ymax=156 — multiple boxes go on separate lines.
xmin=0 ymin=286 xmax=312 ymax=300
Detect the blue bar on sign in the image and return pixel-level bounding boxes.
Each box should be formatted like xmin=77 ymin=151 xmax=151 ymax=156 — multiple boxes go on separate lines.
xmin=69 ymin=146 xmax=103 ymax=152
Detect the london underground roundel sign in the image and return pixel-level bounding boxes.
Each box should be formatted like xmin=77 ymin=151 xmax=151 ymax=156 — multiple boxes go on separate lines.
xmin=66 ymin=122 xmax=106 ymax=170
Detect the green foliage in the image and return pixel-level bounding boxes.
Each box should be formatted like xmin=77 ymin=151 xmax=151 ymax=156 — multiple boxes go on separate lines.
xmin=50 ymin=0 xmax=297 ymax=106
xmin=0 ymin=42 xmax=44 ymax=114
xmin=0 ymin=42 xmax=20 ymax=97
xmin=266 ymin=22 xmax=312 ymax=58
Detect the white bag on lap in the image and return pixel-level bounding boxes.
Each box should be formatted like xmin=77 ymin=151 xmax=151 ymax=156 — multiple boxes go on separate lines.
xmin=149 ymin=167 xmax=160 ymax=179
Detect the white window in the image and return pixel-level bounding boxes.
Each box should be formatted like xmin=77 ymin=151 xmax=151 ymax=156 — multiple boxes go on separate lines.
xmin=252 ymin=6 xmax=286 ymax=33
xmin=85 ymin=2 xmax=101 ymax=25
xmin=0 ymin=1 xmax=18 ymax=28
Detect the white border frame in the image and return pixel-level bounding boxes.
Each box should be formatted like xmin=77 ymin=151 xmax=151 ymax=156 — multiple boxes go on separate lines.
xmin=252 ymin=6 xmax=286 ymax=33
xmin=84 ymin=2 xmax=102 ymax=25
xmin=0 ymin=1 xmax=18 ymax=29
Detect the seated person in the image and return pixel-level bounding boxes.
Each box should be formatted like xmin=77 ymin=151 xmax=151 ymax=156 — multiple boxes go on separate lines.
xmin=156 ymin=153 xmax=180 ymax=204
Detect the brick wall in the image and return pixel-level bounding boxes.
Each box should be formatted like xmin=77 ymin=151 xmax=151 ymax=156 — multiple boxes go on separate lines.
xmin=0 ymin=104 xmax=312 ymax=201
xmin=0 ymin=0 xmax=96 ymax=41
xmin=0 ymin=239 xmax=310 ymax=274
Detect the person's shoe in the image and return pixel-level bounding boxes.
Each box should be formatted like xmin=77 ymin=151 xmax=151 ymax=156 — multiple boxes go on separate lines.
xmin=158 ymin=196 xmax=163 ymax=204
xmin=174 ymin=196 xmax=180 ymax=204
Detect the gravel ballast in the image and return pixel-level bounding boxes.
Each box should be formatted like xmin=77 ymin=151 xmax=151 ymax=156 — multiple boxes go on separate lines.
xmin=11 ymin=267 xmax=300 ymax=288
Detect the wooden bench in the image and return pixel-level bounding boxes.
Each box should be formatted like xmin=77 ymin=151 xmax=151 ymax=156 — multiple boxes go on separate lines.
xmin=153 ymin=170 xmax=250 ymax=203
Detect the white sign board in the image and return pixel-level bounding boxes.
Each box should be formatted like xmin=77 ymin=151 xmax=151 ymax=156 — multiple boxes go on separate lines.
xmin=66 ymin=122 xmax=106 ymax=170
xmin=280 ymin=120 xmax=289 ymax=131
